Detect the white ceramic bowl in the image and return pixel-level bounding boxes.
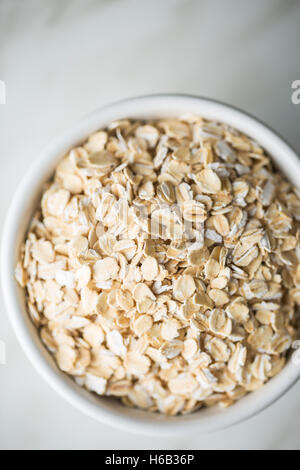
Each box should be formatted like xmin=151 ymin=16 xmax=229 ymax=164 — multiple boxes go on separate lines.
xmin=2 ymin=94 xmax=300 ymax=436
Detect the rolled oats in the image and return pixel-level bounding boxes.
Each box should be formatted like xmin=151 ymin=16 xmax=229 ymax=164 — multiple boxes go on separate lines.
xmin=16 ymin=116 xmax=300 ymax=416
xmin=141 ymin=256 xmax=159 ymax=282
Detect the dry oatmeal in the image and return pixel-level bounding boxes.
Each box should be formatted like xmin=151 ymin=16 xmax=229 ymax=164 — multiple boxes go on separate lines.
xmin=16 ymin=115 xmax=300 ymax=415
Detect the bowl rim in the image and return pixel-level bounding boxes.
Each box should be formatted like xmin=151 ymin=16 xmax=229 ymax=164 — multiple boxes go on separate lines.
xmin=2 ymin=93 xmax=300 ymax=437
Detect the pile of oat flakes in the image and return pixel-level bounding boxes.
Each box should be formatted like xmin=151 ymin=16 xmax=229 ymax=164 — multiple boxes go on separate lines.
xmin=16 ymin=115 xmax=300 ymax=415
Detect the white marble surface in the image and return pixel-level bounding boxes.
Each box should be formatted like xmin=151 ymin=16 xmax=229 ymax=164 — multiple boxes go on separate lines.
xmin=1 ymin=0 xmax=300 ymax=450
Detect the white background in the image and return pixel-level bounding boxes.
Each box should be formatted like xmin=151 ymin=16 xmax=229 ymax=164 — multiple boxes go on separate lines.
xmin=0 ymin=0 xmax=300 ymax=450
